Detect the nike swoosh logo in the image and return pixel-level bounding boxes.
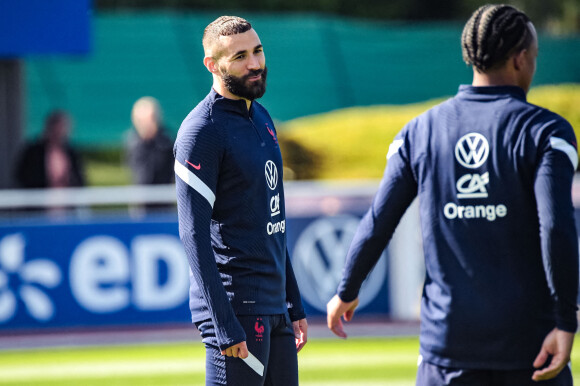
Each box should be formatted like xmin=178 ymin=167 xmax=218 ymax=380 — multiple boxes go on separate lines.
xmin=186 ymin=160 xmax=201 ymax=170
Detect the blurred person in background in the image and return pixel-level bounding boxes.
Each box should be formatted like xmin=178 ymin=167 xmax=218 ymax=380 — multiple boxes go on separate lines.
xmin=174 ymin=16 xmax=307 ymax=385
xmin=126 ymin=96 xmax=174 ymax=186
xmin=327 ymin=4 xmax=577 ymax=385
xmin=13 ymin=109 xmax=85 ymax=189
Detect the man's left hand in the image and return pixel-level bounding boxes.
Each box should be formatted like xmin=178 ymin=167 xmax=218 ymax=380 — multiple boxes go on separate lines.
xmin=292 ymin=318 xmax=308 ymax=353
xmin=532 ymin=328 xmax=574 ymax=381
xmin=326 ymin=295 xmax=359 ymax=339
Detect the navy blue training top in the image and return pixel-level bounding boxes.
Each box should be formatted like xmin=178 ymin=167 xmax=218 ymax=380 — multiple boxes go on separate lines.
xmin=174 ymin=89 xmax=305 ymax=351
xmin=338 ymin=85 xmax=579 ymax=369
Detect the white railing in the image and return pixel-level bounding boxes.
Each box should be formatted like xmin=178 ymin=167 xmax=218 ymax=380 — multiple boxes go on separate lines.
xmin=0 ymin=185 xmax=177 ymax=209
xmin=1 ymin=175 xmax=579 ymax=211
xmin=0 ymin=180 xmax=380 ymax=215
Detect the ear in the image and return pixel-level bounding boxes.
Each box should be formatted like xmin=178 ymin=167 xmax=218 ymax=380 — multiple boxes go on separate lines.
xmin=203 ymin=56 xmax=220 ymax=75
xmin=513 ymin=49 xmax=527 ymax=71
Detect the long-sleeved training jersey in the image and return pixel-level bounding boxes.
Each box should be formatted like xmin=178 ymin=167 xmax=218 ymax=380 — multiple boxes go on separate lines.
xmin=338 ymin=85 xmax=579 ymax=369
xmin=174 ymin=89 xmax=305 ymax=351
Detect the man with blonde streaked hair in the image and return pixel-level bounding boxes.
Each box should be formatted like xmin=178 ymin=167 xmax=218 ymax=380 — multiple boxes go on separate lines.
xmin=174 ymin=16 xmax=307 ymax=385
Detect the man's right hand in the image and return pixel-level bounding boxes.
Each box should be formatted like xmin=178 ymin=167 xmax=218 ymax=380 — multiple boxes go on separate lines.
xmin=221 ymin=341 xmax=249 ymax=358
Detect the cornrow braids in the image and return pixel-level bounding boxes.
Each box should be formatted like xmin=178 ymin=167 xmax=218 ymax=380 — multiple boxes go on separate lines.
xmin=461 ymin=4 xmax=532 ymax=72
xmin=202 ymin=16 xmax=252 ymax=57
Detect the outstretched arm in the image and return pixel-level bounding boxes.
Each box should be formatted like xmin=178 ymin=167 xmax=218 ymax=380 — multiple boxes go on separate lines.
xmin=330 ymin=131 xmax=418 ymax=336
xmin=531 ymin=126 xmax=579 ymax=379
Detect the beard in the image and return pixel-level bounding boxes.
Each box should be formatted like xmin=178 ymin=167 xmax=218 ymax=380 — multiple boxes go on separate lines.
xmin=221 ymin=66 xmax=268 ymax=101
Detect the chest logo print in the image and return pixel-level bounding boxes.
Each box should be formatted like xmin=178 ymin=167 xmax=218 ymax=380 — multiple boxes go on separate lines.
xmin=455 ymin=133 xmax=489 ymax=169
xmin=456 ymin=172 xmax=489 ymax=198
xmin=265 ymin=160 xmax=278 ymax=190
xmin=266 ymin=123 xmax=278 ymax=145
xmin=186 ymin=160 xmax=201 ymax=170
xmin=255 ymin=317 xmax=264 ymax=342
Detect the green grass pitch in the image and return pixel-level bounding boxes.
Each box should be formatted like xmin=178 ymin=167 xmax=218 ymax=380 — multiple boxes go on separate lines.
xmin=0 ymin=336 xmax=579 ymax=385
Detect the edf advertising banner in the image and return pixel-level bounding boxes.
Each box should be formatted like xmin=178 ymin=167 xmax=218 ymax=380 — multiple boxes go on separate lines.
xmin=0 ymin=218 xmax=189 ymax=330
xmin=0 ymin=212 xmax=389 ymax=332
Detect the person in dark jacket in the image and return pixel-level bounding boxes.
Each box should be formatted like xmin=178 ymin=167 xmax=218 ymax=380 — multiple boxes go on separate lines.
xmin=126 ymin=96 xmax=174 ymax=185
xmin=14 ymin=110 xmax=85 ymax=189
xmin=174 ymin=16 xmax=307 ymax=385
xmin=327 ymin=5 xmax=577 ymax=385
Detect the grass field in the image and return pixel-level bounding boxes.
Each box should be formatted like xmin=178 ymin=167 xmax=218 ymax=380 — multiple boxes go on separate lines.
xmin=1 ymin=336 xmax=579 ymax=385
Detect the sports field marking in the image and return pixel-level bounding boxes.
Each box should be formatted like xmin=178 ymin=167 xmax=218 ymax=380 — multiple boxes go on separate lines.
xmin=300 ymin=382 xmax=412 ymax=386
xmin=299 ymin=353 xmax=418 ymax=368
xmin=0 ymin=359 xmax=204 ymax=382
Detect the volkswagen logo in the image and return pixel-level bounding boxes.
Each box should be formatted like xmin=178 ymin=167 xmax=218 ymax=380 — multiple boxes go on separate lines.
xmin=291 ymin=215 xmax=387 ymax=313
xmin=455 ymin=133 xmax=489 ymax=169
xmin=265 ymin=160 xmax=278 ymax=190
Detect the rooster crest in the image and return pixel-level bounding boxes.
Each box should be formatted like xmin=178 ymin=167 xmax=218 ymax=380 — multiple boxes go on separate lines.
xmin=255 ymin=321 xmax=265 ymax=335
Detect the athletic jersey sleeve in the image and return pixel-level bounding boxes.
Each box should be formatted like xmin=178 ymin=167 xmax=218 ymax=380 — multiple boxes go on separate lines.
xmin=285 ymin=249 xmax=306 ymax=321
xmin=174 ymin=118 xmax=246 ymax=351
xmin=337 ymin=124 xmax=419 ymax=302
xmin=533 ymin=118 xmax=579 ymax=332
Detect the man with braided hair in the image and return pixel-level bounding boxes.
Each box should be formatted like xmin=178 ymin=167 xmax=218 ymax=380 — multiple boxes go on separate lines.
xmin=327 ymin=4 xmax=577 ymax=385
xmin=174 ymin=16 xmax=307 ymax=385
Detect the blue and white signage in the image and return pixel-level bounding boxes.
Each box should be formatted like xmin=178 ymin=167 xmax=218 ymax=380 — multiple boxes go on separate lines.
xmin=288 ymin=215 xmax=389 ymax=316
xmin=0 ymin=218 xmax=189 ymax=330
xmin=0 ymin=210 xmax=389 ymax=331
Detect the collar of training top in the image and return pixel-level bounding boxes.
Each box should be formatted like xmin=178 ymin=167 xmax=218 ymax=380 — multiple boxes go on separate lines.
xmin=209 ymin=88 xmax=254 ymax=117
xmin=457 ymin=84 xmax=527 ymax=102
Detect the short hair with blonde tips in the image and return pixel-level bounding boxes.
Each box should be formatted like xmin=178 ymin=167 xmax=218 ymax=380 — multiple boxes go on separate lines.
xmin=202 ymin=16 xmax=252 ymax=59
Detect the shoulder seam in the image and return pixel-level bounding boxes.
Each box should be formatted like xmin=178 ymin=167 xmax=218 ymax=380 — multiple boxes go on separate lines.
xmin=209 ymin=103 xmax=230 ymax=155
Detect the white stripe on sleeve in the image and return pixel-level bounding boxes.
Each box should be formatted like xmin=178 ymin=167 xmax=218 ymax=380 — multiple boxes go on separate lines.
xmin=550 ymin=137 xmax=578 ymax=170
xmin=174 ymin=160 xmax=216 ymax=208
xmin=386 ymin=139 xmax=404 ymax=160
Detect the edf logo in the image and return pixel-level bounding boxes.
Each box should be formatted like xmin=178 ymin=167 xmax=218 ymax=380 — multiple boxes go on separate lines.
xmin=0 ymin=229 xmax=190 ymax=329
xmin=0 ymin=234 xmax=61 ymax=323
xmin=455 ymin=133 xmax=490 ymax=168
